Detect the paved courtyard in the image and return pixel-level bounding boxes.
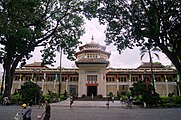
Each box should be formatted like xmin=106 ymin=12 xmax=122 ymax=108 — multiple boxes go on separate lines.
xmin=0 ymin=101 xmax=181 ymax=120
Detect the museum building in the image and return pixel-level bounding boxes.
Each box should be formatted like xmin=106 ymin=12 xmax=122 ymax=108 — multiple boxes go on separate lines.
xmin=12 ymin=38 xmax=178 ymax=97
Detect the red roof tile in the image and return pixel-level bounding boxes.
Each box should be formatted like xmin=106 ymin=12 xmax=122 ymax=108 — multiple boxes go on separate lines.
xmin=24 ymin=62 xmax=49 ymax=68
xmin=137 ymin=62 xmax=164 ymax=69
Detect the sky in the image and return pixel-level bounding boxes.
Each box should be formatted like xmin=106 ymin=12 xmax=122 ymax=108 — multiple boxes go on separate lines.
xmin=27 ymin=18 xmax=171 ymax=69
xmin=0 ymin=18 xmax=172 ymax=75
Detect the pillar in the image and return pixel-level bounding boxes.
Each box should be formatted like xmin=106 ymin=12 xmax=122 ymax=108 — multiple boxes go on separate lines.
xmin=165 ymin=80 xmax=168 ymax=96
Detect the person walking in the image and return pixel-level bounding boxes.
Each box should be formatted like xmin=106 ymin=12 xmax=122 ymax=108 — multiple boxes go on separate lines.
xmin=26 ymin=102 xmax=32 ymax=120
xmin=112 ymin=96 xmax=114 ymax=103
xmin=41 ymin=100 xmax=51 ymax=120
xmin=70 ymin=96 xmax=74 ymax=109
xmin=38 ymin=96 xmax=44 ymax=109
xmin=106 ymin=97 xmax=110 ymax=109
xmin=21 ymin=102 xmax=32 ymax=120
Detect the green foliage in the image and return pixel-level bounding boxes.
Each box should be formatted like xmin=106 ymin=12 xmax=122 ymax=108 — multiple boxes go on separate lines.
xmin=130 ymin=80 xmax=160 ymax=106
xmin=160 ymin=96 xmax=170 ymax=103
xmin=0 ymin=0 xmax=87 ymax=97
xmin=10 ymin=94 xmax=22 ymax=105
xmin=19 ymin=81 xmax=41 ymax=103
xmin=121 ymin=95 xmax=128 ymax=102
xmin=44 ymin=91 xmax=58 ymax=102
xmin=83 ymin=0 xmax=181 ymax=77
xmin=108 ymin=92 xmax=113 ymax=97
xmin=174 ymin=96 xmax=181 ymax=104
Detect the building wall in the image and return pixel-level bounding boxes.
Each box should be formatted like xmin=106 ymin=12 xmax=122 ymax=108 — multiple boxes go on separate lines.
xmin=12 ymin=68 xmax=178 ymax=97
xmin=11 ymin=77 xmax=177 ymax=97
xmin=106 ymin=85 xmax=117 ymax=95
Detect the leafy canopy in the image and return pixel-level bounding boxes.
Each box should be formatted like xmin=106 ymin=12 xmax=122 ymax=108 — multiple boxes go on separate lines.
xmin=0 ymin=0 xmax=85 ymax=67
xmin=0 ymin=0 xmax=86 ymax=97
xmin=83 ymin=0 xmax=181 ymax=75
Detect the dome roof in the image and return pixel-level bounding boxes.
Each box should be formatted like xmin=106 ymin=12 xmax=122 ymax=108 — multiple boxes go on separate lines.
xmin=79 ymin=36 xmax=106 ymax=51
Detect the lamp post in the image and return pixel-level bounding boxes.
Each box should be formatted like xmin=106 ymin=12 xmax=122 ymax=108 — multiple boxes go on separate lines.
xmin=58 ymin=48 xmax=62 ymax=99
xmin=31 ymin=68 xmax=36 ymax=81
xmin=144 ymin=69 xmax=147 ymax=81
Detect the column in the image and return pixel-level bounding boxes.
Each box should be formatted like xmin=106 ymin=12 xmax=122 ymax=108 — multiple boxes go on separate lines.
xmin=154 ymin=80 xmax=157 ymax=92
xmin=19 ymin=78 xmax=21 ymax=89
xmin=42 ymin=79 xmax=44 ymax=92
xmin=53 ymin=80 xmax=56 ymax=93
xmin=19 ymin=74 xmax=22 ymax=89
xmin=66 ymin=79 xmax=68 ymax=92
xmin=116 ymin=80 xmax=119 ymax=92
xmin=128 ymin=74 xmax=132 ymax=91
xmin=165 ymin=80 xmax=168 ymax=96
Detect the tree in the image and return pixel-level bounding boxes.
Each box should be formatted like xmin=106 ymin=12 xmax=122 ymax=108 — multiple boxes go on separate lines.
xmin=140 ymin=42 xmax=160 ymax=92
xmin=19 ymin=81 xmax=41 ymax=103
xmin=130 ymin=80 xmax=160 ymax=107
xmin=0 ymin=0 xmax=86 ymax=97
xmin=83 ymin=0 xmax=181 ymax=77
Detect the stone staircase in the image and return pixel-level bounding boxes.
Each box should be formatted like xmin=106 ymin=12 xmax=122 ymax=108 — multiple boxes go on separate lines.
xmin=75 ymin=96 xmax=107 ymax=101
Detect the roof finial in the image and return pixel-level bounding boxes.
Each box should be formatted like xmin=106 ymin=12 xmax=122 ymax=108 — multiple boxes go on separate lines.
xmin=91 ymin=35 xmax=94 ymax=41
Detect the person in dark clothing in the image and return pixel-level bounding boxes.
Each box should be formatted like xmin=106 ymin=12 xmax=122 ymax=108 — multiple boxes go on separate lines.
xmin=70 ymin=96 xmax=74 ymax=109
xmin=26 ymin=102 xmax=32 ymax=120
xmin=42 ymin=100 xmax=51 ymax=120
xmin=38 ymin=96 xmax=44 ymax=109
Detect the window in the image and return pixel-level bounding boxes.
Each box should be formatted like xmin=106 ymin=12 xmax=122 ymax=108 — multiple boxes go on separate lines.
xmin=132 ymin=77 xmax=138 ymax=82
xmin=87 ymin=54 xmax=98 ymax=58
xmin=118 ymin=77 xmax=127 ymax=82
xmin=106 ymin=76 xmax=115 ymax=82
xmin=70 ymin=77 xmax=78 ymax=82
xmin=87 ymin=75 xmax=97 ymax=83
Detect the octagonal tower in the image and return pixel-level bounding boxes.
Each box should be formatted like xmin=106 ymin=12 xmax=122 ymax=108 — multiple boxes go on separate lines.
xmin=75 ymin=37 xmax=111 ymax=97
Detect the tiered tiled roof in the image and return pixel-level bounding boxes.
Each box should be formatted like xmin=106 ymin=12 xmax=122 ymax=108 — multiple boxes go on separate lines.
xmin=75 ymin=58 xmax=109 ymax=67
xmin=79 ymin=37 xmax=106 ymax=51
xmin=24 ymin=62 xmax=49 ymax=69
xmin=137 ymin=62 xmax=165 ymax=69
xmin=75 ymin=49 xmax=111 ymax=58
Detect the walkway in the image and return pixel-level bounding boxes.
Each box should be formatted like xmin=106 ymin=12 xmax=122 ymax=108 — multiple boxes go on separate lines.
xmin=51 ymin=99 xmax=131 ymax=108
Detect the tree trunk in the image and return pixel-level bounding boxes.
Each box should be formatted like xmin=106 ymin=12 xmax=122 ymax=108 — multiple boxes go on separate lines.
xmin=148 ymin=50 xmax=155 ymax=93
xmin=0 ymin=70 xmax=5 ymax=95
xmin=3 ymin=62 xmax=13 ymax=98
xmin=158 ymin=44 xmax=181 ymax=78
xmin=3 ymin=55 xmax=19 ymax=98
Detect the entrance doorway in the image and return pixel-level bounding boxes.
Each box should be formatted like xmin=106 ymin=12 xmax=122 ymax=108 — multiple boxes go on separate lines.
xmin=87 ymin=86 xmax=97 ymax=96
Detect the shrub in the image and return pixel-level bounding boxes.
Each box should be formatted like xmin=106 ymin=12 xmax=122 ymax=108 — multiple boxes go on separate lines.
xmin=108 ymin=92 xmax=113 ymax=97
xmin=44 ymin=91 xmax=59 ymax=103
xmin=10 ymin=94 xmax=22 ymax=104
xmin=160 ymin=96 xmax=170 ymax=103
xmin=19 ymin=81 xmax=42 ymax=104
xmin=81 ymin=94 xmax=86 ymax=98
xmin=174 ymin=96 xmax=181 ymax=104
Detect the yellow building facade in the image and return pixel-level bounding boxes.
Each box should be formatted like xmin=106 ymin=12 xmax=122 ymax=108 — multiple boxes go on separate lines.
xmin=12 ymin=38 xmax=178 ymax=97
